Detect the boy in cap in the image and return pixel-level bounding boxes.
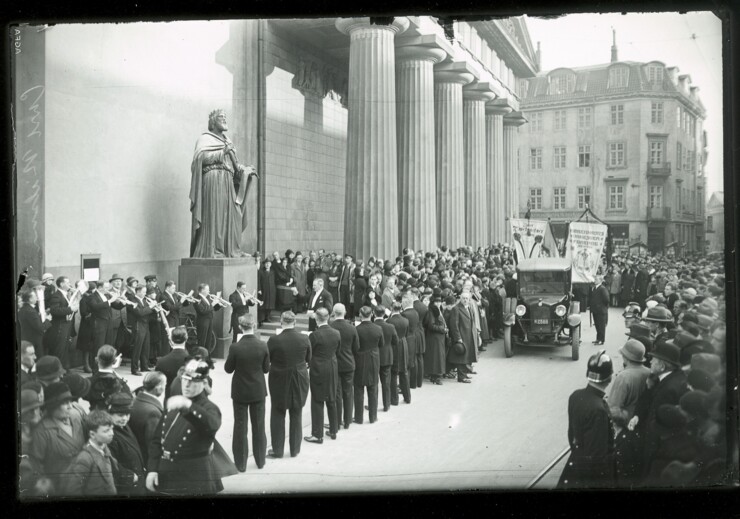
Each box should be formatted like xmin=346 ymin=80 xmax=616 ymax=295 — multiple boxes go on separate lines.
xmin=557 ymin=350 xmax=615 ymax=489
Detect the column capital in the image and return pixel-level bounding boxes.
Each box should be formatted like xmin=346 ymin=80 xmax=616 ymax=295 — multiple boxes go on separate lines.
xmin=434 ymin=69 xmax=474 ymax=86
xmin=503 ymin=110 xmax=528 ymax=127
xmin=396 ymin=45 xmax=447 ymax=64
xmin=336 ymin=17 xmax=410 ymax=36
xmin=396 ymin=33 xmax=454 ymax=59
xmin=463 ymin=83 xmax=497 ymax=102
xmin=485 ymin=104 xmax=512 ymax=116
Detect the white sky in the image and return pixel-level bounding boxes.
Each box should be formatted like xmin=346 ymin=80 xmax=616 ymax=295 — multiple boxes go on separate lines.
xmin=524 ymin=12 xmax=723 ymax=197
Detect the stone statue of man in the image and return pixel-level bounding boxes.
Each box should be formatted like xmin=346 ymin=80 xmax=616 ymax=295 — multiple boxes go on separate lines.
xmin=189 ymin=110 xmax=258 ymax=258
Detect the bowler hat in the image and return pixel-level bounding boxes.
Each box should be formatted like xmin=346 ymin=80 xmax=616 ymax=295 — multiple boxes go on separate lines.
xmin=651 ymin=342 xmax=681 ymax=367
xmin=691 ymin=353 xmax=722 ymax=377
xmin=644 ymin=306 xmax=673 ymax=323
xmin=42 ymin=382 xmax=74 ymax=410
xmin=35 ymin=356 xmax=65 ymax=382
xmin=666 ymin=331 xmax=697 ymax=350
xmin=108 ymin=392 xmax=134 ymax=414
xmin=619 ymin=339 xmax=646 ymax=363
xmin=452 ymin=341 xmax=466 ymax=356
xmin=62 ymin=373 xmax=91 ymax=399
xmin=109 ymin=273 xmax=124 ymax=282
xmin=679 ymin=390 xmax=709 ymax=419
xmin=21 ymin=389 xmax=43 ymax=415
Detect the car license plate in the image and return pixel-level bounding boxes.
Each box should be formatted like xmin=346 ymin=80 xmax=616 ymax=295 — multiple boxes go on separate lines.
xmin=534 ymin=319 xmax=548 ymax=325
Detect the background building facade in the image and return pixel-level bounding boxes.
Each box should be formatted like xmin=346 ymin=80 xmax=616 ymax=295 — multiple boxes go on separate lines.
xmin=705 ymin=191 xmax=724 ymax=252
xmin=517 ymin=38 xmax=707 ymax=256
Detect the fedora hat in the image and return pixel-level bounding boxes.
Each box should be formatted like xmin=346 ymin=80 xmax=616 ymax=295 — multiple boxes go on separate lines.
xmin=62 ymin=373 xmax=91 ymax=400
xmin=651 ymin=342 xmax=681 ymax=367
xmin=691 ymin=353 xmax=722 ymax=377
xmin=644 ymin=306 xmax=673 ymax=323
xmin=35 ymin=356 xmax=65 ymax=382
xmin=666 ymin=331 xmax=697 ymax=350
xmin=109 ymin=273 xmax=124 ymax=282
xmin=680 ymin=390 xmax=709 ymax=419
xmin=42 ymin=382 xmax=74 ymax=410
xmin=21 ymin=389 xmax=43 ymax=415
xmin=696 ymin=301 xmax=717 ymax=318
xmin=626 ymin=323 xmax=652 ymax=342
xmin=679 ymin=339 xmax=710 ymax=367
xmin=619 ymin=339 xmax=646 ymax=363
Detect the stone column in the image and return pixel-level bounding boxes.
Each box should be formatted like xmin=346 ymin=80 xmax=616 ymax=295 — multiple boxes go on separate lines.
xmin=503 ymin=113 xmax=526 ymax=224
xmin=463 ymin=87 xmax=496 ymax=248
xmin=336 ymin=17 xmax=409 ymax=261
xmin=434 ymin=70 xmax=474 ymax=249
xmin=395 ymin=45 xmax=447 ymax=253
xmin=485 ymin=103 xmax=511 ymax=245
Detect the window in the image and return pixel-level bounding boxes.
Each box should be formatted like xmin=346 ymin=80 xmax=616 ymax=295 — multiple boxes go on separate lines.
xmin=676 ymin=142 xmax=682 ymax=170
xmin=554 ymin=110 xmax=566 ymax=131
xmin=676 ymin=186 xmax=681 ymax=212
xmin=519 ymin=79 xmax=529 ymax=98
xmin=608 ymin=142 xmax=626 ymax=167
xmin=553 ymin=146 xmax=566 ymax=169
xmin=651 ymin=102 xmax=663 ymax=124
xmin=551 ymin=74 xmax=575 ymax=95
xmin=648 ymin=65 xmax=664 ymax=83
xmin=649 ymin=141 xmax=664 ymax=165
xmin=578 ymin=186 xmax=591 ymax=209
xmin=650 ymin=185 xmax=663 ymax=208
xmin=577 ymin=107 xmax=592 ymax=129
xmin=677 ymin=106 xmax=682 ymax=127
xmin=529 ymin=148 xmax=542 ymax=170
xmin=683 ymin=148 xmax=689 ymax=171
xmin=578 ymin=145 xmax=591 ymax=168
xmin=608 ymin=185 xmax=625 ymax=210
xmin=610 ymin=104 xmax=624 ymax=125
xmin=529 ymin=112 xmax=542 ymax=132
xmin=707 ymin=215 xmax=713 ymax=231
xmin=608 ymin=66 xmax=629 ymax=88
xmin=530 ymin=188 xmax=542 ymax=210
xmin=553 ymin=187 xmax=566 ymax=209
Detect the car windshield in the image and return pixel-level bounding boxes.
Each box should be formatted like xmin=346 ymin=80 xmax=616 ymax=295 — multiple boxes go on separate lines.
xmin=518 ymin=270 xmax=568 ymax=296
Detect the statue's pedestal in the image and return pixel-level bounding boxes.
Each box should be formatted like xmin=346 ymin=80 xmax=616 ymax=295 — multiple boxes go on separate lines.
xmin=178 ymin=257 xmax=258 ymax=359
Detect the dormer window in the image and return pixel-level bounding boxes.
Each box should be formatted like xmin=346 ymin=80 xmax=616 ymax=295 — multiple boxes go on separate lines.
xmin=549 ymin=73 xmax=575 ymax=95
xmin=647 ymin=65 xmax=664 ymax=83
xmin=608 ymin=66 xmax=629 ymax=88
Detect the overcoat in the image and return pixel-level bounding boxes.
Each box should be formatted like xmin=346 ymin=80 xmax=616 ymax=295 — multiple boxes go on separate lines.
xmin=267 ymin=328 xmax=311 ymax=410
xmin=374 ymin=319 xmax=396 ymax=367
xmin=401 ymin=308 xmax=420 ymax=368
xmin=129 ymin=390 xmax=163 ymax=465
xmin=18 ymin=304 xmax=45 ymax=351
xmin=308 ymin=325 xmax=341 ymax=401
xmin=423 ymin=305 xmax=448 ymax=376
xmin=30 ymin=414 xmax=86 ymax=494
xmin=354 ymin=321 xmax=382 ymax=387
xmin=224 ymin=335 xmax=270 ymax=403
xmin=447 ymin=303 xmax=474 ymax=365
xmin=109 ymin=424 xmax=145 ymax=495
xmin=329 ymin=318 xmax=359 ymax=373
xmin=387 ymin=314 xmax=410 ymax=372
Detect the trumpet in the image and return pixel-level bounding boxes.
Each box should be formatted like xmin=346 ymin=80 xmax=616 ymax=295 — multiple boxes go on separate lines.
xmin=175 ymin=290 xmax=199 ymax=303
xmin=145 ymin=296 xmax=169 ymax=315
xmin=110 ymin=290 xmax=136 ymax=307
xmin=244 ymin=290 xmax=264 ymax=306
xmin=208 ymin=293 xmax=232 ymax=307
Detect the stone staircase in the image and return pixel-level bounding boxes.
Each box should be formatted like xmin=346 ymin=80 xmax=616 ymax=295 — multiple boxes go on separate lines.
xmin=256 ymin=311 xmax=310 ymax=339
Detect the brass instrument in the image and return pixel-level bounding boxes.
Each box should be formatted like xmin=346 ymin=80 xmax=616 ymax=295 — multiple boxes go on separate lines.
xmin=244 ymin=290 xmax=264 ymax=306
xmin=110 ymin=289 xmax=136 ymax=307
xmin=208 ymin=293 xmax=232 ymax=307
xmin=175 ymin=290 xmax=199 ymax=303
xmin=35 ymin=284 xmax=51 ymax=322
xmin=145 ymin=296 xmax=169 ymax=315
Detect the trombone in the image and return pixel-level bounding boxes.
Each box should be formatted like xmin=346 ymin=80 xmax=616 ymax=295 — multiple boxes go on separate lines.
xmin=175 ymin=290 xmax=199 ymax=304
xmin=244 ymin=290 xmax=264 ymax=306
xmin=208 ymin=293 xmax=232 ymax=307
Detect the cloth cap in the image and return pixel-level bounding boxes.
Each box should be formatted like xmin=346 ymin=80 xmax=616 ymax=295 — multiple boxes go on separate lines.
xmin=619 ymin=339 xmax=646 ymax=364
xmin=35 ymin=356 xmax=65 ymax=382
xmin=21 ymin=389 xmax=43 ymax=415
xmin=108 ymin=392 xmax=134 ymax=414
xmin=62 ymin=373 xmax=91 ymax=399
xmin=144 ymin=275 xmax=157 ymax=282
xmin=586 ymin=350 xmax=613 ymax=383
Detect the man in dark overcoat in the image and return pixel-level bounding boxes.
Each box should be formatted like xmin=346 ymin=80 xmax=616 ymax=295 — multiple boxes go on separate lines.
xmin=108 ymin=391 xmax=146 ymax=495
xmin=353 ymin=306 xmax=383 ymax=424
xmin=373 ymin=305 xmax=396 ymax=412
xmin=266 ymin=311 xmax=311 ymax=458
xmin=387 ymin=302 xmax=411 ymax=404
xmin=557 ymin=350 xmax=615 ymax=489
xmin=447 ymin=292 xmax=474 ymax=383
xmin=43 ymin=276 xmax=78 ymax=369
xmin=401 ymin=294 xmax=421 ymax=389
xmin=155 ymin=326 xmax=190 ymax=402
xmin=146 ymin=357 xmax=224 ymax=495
xmin=304 ymin=308 xmax=341 ymax=444
xmin=224 ymin=314 xmax=270 ymax=470
xmin=412 ymin=289 xmax=429 ymax=388
xmin=129 ymin=371 xmax=165 ymax=465
xmin=633 ymin=261 xmax=650 ymax=311
xmin=192 ymin=283 xmax=224 ymax=353
xmin=590 ymin=274 xmax=610 ymax=345
xmin=329 ymin=303 xmax=359 ymax=428
xmin=620 ymin=262 xmax=636 ymax=307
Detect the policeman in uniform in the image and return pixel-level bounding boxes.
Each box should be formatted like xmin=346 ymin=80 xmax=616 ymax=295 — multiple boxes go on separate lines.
xmin=145 ymin=357 xmax=223 ymax=495
xmin=557 ymin=350 xmax=616 ymax=489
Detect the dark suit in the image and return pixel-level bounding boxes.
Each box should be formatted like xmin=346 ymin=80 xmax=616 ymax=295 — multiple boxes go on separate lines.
xmin=590 ymin=283 xmax=610 ymax=343
xmin=155 ymin=348 xmax=189 ymax=402
xmin=620 ymin=269 xmax=636 ymax=307
xmin=193 ymin=295 xmax=223 ymax=352
xmin=18 ymin=304 xmax=45 ymax=353
xmin=126 ymin=295 xmax=154 ymax=373
xmin=309 ymin=325 xmax=341 ymax=438
xmin=267 ymin=329 xmax=311 ymax=457
xmin=557 ymin=385 xmax=615 ymax=489
xmin=109 ymin=424 xmax=145 ymax=495
xmin=448 ymin=303 xmax=474 ymax=380
xmin=159 ymin=291 xmax=189 ymax=329
xmin=228 ymin=290 xmax=254 ymax=344
xmin=633 ymin=269 xmax=650 ymax=311
xmin=89 ymin=291 xmax=126 ymax=352
xmin=401 ymin=308 xmax=421 ymax=388
xmin=338 ymin=264 xmax=354 ymax=318
xmin=354 ymin=321 xmax=382 ymax=423
xmin=413 ymin=300 xmax=429 ymax=387
xmin=224 ymin=334 xmax=270 ymax=470
xmin=387 ymin=313 xmax=411 ymax=404
xmin=43 ymin=290 xmax=75 ymax=368
xmin=307 ymin=289 xmax=334 ymax=331
xmin=374 ymin=319 xmax=396 ymax=411
xmin=129 ymin=391 xmax=163 ymax=465
xmin=108 ymin=288 xmax=128 ymax=347
xmin=330 ymin=318 xmax=359 ymax=427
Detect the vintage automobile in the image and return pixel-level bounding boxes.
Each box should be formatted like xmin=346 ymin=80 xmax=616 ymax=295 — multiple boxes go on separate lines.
xmin=502 ymin=258 xmax=582 ymax=360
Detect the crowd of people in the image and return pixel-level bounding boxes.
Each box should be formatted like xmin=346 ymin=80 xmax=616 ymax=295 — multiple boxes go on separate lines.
xmin=15 ymin=244 xmax=730 ymax=496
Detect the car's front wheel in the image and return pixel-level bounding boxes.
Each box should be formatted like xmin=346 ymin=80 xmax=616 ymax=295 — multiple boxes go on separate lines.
xmin=571 ymin=325 xmax=581 ymax=361
xmin=504 ymin=325 xmax=513 ymax=358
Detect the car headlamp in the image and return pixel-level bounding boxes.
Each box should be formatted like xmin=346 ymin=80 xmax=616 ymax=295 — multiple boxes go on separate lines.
xmin=555 ymin=305 xmax=567 ymax=317
xmin=515 ymin=305 xmax=526 ymax=317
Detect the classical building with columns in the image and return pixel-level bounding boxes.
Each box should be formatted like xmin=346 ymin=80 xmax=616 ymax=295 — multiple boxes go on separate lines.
xmin=517 ymin=35 xmax=707 ymax=256
xmin=14 ymin=16 xmax=537 ymax=282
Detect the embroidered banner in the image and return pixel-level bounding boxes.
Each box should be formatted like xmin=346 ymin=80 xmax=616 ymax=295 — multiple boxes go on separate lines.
xmin=565 ymin=221 xmax=608 ymax=283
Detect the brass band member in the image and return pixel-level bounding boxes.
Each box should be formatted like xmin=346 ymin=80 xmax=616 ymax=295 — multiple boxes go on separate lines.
xmin=194 ymin=283 xmax=225 ymax=352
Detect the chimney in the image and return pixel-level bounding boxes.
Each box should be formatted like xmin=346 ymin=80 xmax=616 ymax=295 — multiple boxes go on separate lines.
xmin=690 ymin=86 xmax=699 ymax=101
xmin=536 ymin=41 xmax=541 ymax=70
xmin=610 ymin=28 xmax=618 ymax=63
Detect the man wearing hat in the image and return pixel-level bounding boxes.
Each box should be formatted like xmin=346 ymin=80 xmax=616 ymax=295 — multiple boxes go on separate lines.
xmin=619 ymin=262 xmax=636 ymax=307
xmin=108 ymin=273 xmax=129 ymax=349
xmin=108 ymin=392 xmax=146 ymax=495
xmin=20 ymin=389 xmax=50 ymax=497
xmin=628 ymin=341 xmax=689 ymax=482
xmin=144 ymin=275 xmax=162 ymax=365
xmin=590 ymin=274 xmax=610 ymax=346
xmin=387 ymin=301 xmax=411 ymax=404
xmin=608 ymin=340 xmax=650 ymax=431
xmin=557 ymin=350 xmax=615 ymax=489
xmin=146 ymin=357 xmax=224 ymax=495
xmin=35 ymin=355 xmax=65 ymax=387
xmin=129 ymin=371 xmax=166 ymax=465
xmin=41 ymin=272 xmax=56 ymax=302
